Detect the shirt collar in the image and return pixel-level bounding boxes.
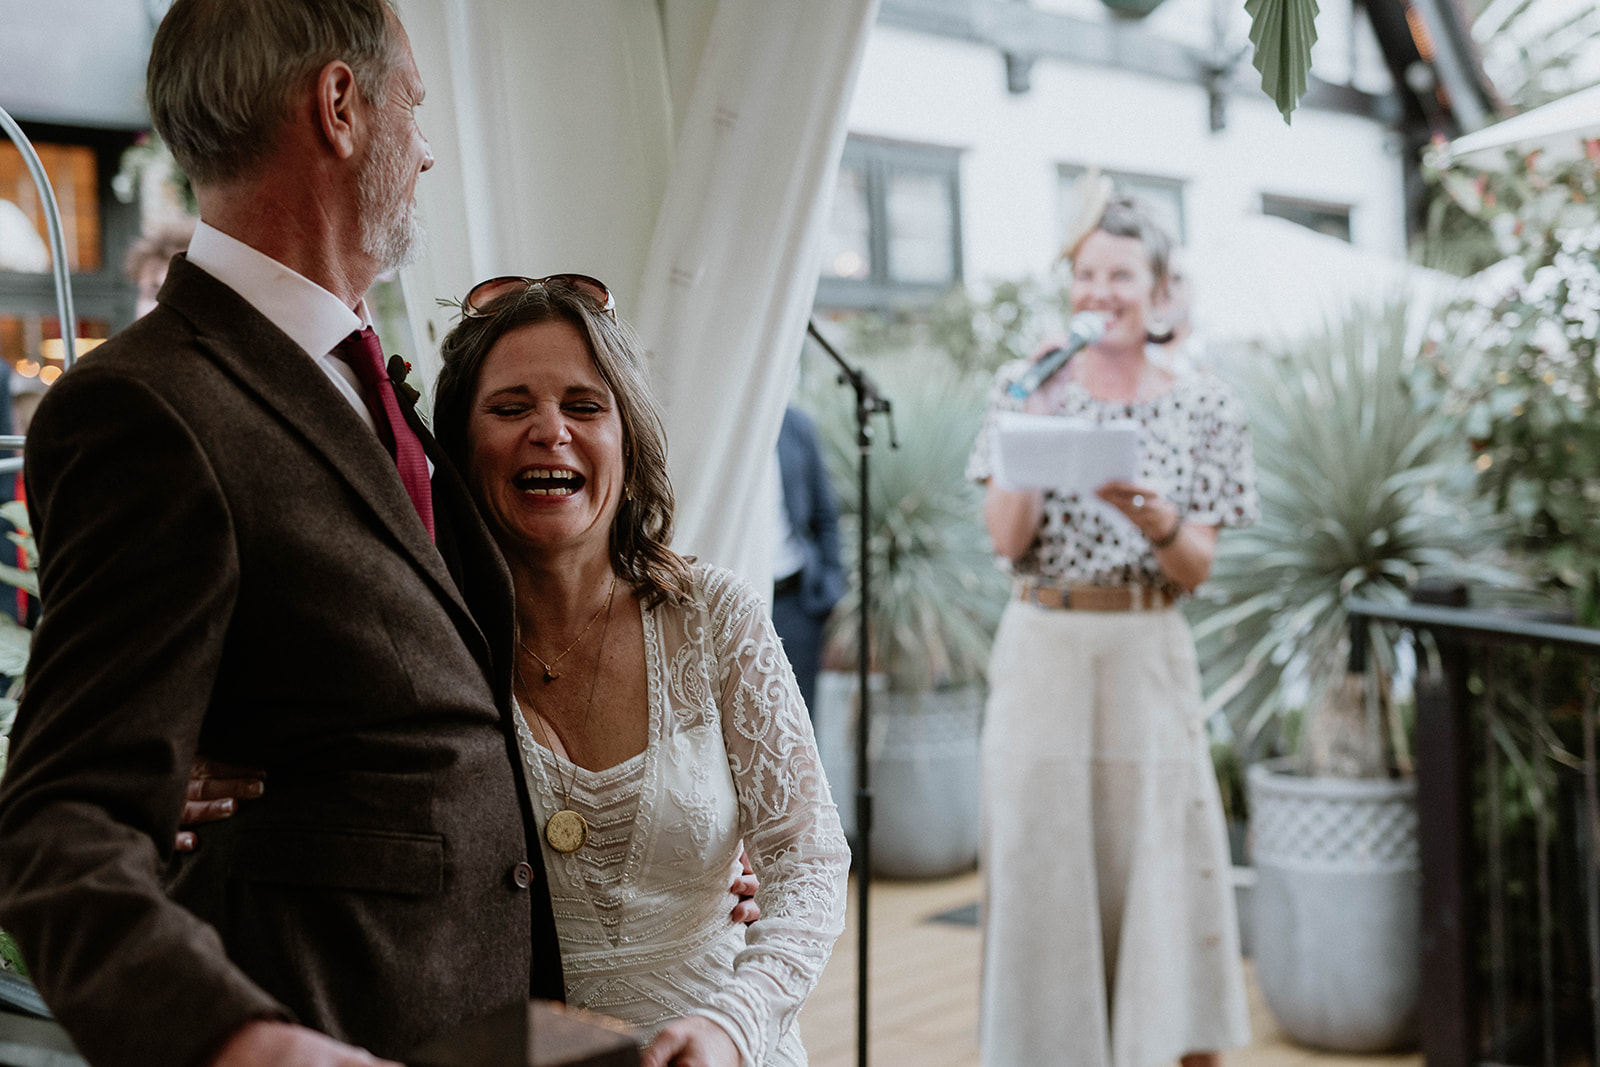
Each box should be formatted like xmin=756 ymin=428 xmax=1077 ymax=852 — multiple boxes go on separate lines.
xmin=186 ymin=220 xmax=372 ymax=359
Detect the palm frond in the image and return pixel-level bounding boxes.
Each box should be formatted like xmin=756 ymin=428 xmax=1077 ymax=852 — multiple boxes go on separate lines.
xmin=805 ymin=354 xmax=1010 ymax=692
xmin=1189 ymin=299 xmax=1526 ymax=775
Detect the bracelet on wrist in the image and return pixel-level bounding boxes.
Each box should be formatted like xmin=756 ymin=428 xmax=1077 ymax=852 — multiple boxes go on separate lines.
xmin=1150 ymin=514 xmax=1183 ymax=550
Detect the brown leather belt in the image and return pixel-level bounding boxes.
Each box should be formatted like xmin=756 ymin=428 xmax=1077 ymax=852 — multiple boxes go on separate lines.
xmin=1015 ymin=579 xmax=1176 ymax=612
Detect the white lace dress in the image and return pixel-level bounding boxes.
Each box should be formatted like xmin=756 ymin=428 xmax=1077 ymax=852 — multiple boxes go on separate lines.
xmin=512 ymin=565 xmax=850 ymax=1066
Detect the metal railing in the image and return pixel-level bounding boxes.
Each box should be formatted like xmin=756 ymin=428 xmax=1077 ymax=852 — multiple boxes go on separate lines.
xmin=1350 ymin=588 xmax=1600 ymax=1067
xmin=0 ymin=99 xmax=80 ymax=476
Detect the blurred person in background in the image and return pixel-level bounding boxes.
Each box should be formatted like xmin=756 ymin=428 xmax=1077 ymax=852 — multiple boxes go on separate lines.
xmin=966 ymin=195 xmax=1258 ymax=1067
xmin=125 ymin=217 xmax=197 ymax=319
xmin=771 ymin=404 xmax=844 ymax=714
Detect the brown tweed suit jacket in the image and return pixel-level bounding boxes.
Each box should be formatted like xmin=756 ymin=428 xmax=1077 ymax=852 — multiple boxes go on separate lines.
xmin=0 ymin=256 xmax=564 ymax=1067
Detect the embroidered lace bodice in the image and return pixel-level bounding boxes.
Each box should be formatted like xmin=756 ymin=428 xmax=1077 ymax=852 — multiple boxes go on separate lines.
xmin=512 ymin=565 xmax=850 ymax=1066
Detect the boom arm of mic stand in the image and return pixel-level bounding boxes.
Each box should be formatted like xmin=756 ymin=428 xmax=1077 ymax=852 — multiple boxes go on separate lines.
xmin=805 ymin=320 xmax=897 ymax=448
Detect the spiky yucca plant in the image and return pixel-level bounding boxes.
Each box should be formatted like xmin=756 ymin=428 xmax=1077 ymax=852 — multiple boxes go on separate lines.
xmin=1189 ymin=301 xmax=1516 ymax=778
xmin=806 ymin=353 xmax=1010 ymax=693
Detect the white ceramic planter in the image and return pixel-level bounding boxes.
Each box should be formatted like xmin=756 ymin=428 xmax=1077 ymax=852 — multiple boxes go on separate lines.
xmin=1248 ymin=759 xmax=1420 ymax=1052
xmin=811 ymin=671 xmax=981 ymax=878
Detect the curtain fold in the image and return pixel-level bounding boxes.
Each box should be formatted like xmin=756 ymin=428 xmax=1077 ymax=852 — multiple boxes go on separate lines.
xmin=637 ymin=0 xmax=878 ymax=581
xmin=397 ymin=0 xmax=878 ymax=585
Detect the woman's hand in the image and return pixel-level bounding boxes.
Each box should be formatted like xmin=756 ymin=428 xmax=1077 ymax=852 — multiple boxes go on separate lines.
xmin=1094 ymin=479 xmax=1218 ymax=592
xmin=1020 ymin=338 xmax=1074 ymax=415
xmin=176 ymin=757 xmax=265 ymax=852
xmin=640 ymin=1016 xmax=740 ymax=1067
xmin=1095 ymin=480 xmax=1179 ymax=543
xmin=209 ymin=1020 xmax=400 ymax=1066
xmin=729 ymin=848 xmax=760 ymax=924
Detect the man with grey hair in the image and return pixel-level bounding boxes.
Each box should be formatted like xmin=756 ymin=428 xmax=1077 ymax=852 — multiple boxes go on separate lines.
xmin=0 ymin=1 xmax=564 ymax=1064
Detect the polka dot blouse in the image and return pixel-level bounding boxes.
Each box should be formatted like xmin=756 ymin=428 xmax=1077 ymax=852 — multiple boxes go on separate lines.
xmin=966 ymin=359 xmax=1259 ymax=591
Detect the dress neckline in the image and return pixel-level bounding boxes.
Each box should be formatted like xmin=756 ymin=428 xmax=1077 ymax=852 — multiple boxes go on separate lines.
xmin=511 ymin=694 xmax=649 ymax=778
xmin=1064 ymin=375 xmax=1179 ymax=410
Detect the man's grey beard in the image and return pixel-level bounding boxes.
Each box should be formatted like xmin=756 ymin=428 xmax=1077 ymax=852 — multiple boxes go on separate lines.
xmin=357 ymin=118 xmax=425 ymax=272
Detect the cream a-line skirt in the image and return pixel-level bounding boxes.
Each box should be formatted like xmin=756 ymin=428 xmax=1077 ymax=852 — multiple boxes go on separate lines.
xmin=979 ymin=599 xmax=1250 ymax=1067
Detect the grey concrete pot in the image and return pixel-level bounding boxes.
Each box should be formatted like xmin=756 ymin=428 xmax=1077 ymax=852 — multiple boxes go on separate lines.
xmin=811 ymin=671 xmax=981 ymax=879
xmin=869 ymin=685 xmax=982 ymax=879
xmin=1247 ymin=759 xmax=1420 ymax=1052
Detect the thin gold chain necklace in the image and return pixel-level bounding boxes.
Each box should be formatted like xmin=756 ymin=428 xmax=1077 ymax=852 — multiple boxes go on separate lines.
xmin=519 ymin=577 xmax=616 ymax=683
xmin=519 ymin=577 xmax=618 ymax=854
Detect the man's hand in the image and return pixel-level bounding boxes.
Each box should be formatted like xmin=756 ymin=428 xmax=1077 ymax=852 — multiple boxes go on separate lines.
xmin=176 ymin=758 xmax=265 ymax=852
xmin=730 ymin=849 xmax=759 ymax=925
xmin=639 ymin=1015 xmax=740 ymax=1067
xmin=209 ymin=1020 xmax=400 ymax=1066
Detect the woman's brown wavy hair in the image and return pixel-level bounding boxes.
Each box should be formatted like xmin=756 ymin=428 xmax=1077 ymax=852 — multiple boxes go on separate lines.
xmin=433 ymin=281 xmax=694 ymax=608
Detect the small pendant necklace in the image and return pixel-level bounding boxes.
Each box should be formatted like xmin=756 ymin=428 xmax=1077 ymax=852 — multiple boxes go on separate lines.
xmin=519 ymin=581 xmax=614 ymax=683
xmin=520 ymin=577 xmax=617 ymax=854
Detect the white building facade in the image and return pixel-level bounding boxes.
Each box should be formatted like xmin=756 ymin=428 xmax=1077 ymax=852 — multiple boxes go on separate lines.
xmin=818 ymin=0 xmax=1455 ymax=345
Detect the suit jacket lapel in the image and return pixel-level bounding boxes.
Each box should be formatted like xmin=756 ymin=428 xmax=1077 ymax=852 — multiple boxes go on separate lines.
xmin=158 ymin=259 xmax=487 ymax=659
xmin=406 ymin=407 xmax=517 ymax=710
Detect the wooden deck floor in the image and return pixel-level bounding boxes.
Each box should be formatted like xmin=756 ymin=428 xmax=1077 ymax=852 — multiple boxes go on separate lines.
xmin=798 ymin=870 xmax=1422 ymax=1067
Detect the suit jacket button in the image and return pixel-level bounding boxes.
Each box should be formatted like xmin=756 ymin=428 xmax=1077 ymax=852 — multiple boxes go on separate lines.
xmin=512 ymin=861 xmax=535 ymax=889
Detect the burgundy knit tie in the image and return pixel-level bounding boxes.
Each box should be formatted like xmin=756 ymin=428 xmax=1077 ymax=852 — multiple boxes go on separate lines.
xmin=337 ymin=327 xmax=434 ymax=541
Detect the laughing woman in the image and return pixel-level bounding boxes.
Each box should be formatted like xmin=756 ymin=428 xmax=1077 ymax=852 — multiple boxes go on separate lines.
xmin=432 ymin=276 xmax=849 ymax=1067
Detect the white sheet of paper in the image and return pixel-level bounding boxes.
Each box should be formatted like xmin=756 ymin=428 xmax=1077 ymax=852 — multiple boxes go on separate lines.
xmin=992 ymin=412 xmax=1139 ymax=495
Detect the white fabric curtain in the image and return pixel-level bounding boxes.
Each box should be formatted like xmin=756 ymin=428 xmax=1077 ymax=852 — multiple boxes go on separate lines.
xmin=634 ymin=0 xmax=878 ymax=581
xmin=395 ymin=0 xmax=878 ymax=585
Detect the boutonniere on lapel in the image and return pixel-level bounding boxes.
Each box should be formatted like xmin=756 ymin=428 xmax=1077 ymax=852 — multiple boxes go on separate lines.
xmin=386 ymin=354 xmax=425 ymax=412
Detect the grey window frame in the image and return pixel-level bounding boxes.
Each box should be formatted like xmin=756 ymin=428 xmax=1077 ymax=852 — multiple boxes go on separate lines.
xmin=815 ymin=135 xmax=964 ymax=312
xmin=1260 ymin=193 xmax=1353 ymax=242
xmin=1057 ymin=163 xmax=1188 ymax=250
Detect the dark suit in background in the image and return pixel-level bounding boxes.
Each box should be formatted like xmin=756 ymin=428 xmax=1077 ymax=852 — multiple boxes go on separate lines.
xmin=0 ymin=259 xmax=563 ymax=1067
xmin=772 ymin=406 xmax=845 ymax=713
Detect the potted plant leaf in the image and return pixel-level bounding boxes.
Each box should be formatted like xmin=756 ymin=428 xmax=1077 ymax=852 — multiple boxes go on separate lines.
xmin=806 ymin=350 xmax=1010 ymax=879
xmin=1188 ymin=299 xmax=1521 ymax=1052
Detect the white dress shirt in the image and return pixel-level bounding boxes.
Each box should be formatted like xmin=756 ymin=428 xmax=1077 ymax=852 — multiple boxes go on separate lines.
xmin=185 ymin=220 xmax=378 ymax=434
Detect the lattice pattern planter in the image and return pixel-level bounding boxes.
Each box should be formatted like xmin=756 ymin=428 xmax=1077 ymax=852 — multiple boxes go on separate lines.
xmin=1248 ymin=759 xmax=1420 ymax=1052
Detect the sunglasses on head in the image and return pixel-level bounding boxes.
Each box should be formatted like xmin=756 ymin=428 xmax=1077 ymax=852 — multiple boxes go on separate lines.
xmin=460 ymin=274 xmax=616 ymax=321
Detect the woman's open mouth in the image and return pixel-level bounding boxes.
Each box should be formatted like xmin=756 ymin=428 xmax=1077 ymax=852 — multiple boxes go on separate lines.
xmin=515 ymin=468 xmax=585 ymax=496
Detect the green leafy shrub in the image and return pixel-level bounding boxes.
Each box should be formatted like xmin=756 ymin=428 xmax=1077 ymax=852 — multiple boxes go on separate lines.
xmin=1425 ymin=149 xmax=1600 ymax=621
xmin=804 ymin=348 xmax=1009 ymax=693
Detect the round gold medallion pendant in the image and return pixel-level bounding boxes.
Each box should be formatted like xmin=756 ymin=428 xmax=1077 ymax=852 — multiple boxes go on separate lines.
xmin=545 ymin=808 xmax=589 ymax=853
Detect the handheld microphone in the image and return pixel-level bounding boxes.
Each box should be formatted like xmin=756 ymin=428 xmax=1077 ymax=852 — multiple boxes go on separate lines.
xmin=1007 ymin=311 xmax=1108 ymax=401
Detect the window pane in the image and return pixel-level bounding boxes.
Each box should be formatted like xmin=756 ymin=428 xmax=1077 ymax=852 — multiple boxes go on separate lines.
xmin=0 ymin=143 xmax=101 ymax=273
xmin=821 ymin=163 xmax=871 ymax=281
xmin=886 ymin=170 xmax=953 ymax=286
xmin=1262 ymin=194 xmax=1352 ymax=242
xmin=1116 ymin=177 xmax=1185 ymax=245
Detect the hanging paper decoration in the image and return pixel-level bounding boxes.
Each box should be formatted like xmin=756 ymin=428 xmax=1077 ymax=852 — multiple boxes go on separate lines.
xmin=1246 ymin=0 xmax=1320 ymax=124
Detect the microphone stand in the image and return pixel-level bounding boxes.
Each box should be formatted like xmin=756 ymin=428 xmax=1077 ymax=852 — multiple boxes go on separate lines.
xmin=805 ymin=318 xmax=896 ymax=1067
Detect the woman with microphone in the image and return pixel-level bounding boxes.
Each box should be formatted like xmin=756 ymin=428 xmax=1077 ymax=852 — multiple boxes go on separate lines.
xmin=966 ymin=194 xmax=1257 ymax=1067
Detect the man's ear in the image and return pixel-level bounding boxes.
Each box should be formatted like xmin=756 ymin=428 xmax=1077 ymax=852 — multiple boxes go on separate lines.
xmin=315 ymin=60 xmax=362 ymax=161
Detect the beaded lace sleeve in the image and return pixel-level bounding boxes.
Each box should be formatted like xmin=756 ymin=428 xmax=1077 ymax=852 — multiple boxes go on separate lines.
xmin=691 ymin=567 xmax=851 ymax=1066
